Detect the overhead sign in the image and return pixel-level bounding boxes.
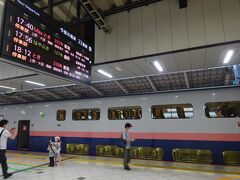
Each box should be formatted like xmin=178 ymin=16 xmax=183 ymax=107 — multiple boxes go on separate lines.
xmin=1 ymin=0 xmax=93 ymax=83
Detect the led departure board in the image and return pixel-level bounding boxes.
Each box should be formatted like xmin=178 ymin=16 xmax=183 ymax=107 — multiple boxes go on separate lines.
xmin=1 ymin=0 xmax=93 ymax=83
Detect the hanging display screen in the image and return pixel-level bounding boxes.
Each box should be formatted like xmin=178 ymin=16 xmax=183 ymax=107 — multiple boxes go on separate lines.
xmin=1 ymin=0 xmax=93 ymax=83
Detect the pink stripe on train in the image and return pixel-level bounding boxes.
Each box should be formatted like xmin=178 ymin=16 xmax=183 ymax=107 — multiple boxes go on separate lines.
xmin=29 ymin=131 xmax=240 ymax=142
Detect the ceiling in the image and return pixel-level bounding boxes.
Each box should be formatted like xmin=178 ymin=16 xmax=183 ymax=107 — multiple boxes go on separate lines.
xmin=0 ymin=63 xmax=238 ymax=105
xmin=33 ymin=0 xmax=130 ymax=22
xmin=1 ymin=42 xmax=239 ymax=92
xmin=0 ymin=41 xmax=240 ymax=105
xmin=0 ymin=60 xmax=73 ymax=94
xmin=92 ymin=43 xmax=240 ymax=82
xmin=0 ymin=0 xmax=240 ymax=105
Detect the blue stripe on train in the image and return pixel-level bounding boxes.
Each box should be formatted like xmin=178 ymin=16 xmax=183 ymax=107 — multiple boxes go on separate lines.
xmin=7 ymin=136 xmax=240 ymax=164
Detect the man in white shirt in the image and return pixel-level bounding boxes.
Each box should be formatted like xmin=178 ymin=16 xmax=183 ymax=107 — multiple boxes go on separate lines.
xmin=122 ymin=123 xmax=135 ymax=170
xmin=0 ymin=120 xmax=17 ymax=179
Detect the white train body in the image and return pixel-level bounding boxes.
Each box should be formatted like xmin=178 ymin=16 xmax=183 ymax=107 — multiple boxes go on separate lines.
xmin=0 ymin=87 xmax=239 ymax=164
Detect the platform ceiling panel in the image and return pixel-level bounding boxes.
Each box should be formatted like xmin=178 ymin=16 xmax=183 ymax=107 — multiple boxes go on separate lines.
xmin=0 ymin=65 xmax=238 ymax=105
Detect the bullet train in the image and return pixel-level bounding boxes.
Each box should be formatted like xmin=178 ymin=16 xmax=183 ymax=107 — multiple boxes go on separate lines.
xmin=0 ymin=87 xmax=239 ymax=164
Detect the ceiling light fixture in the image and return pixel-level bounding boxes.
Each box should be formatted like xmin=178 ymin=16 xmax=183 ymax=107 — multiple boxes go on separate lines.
xmin=223 ymin=50 xmax=234 ymax=64
xmin=97 ymin=69 xmax=113 ymax=78
xmin=153 ymin=61 xmax=163 ymax=72
xmin=115 ymin=66 xmax=122 ymax=71
xmin=0 ymin=85 xmax=16 ymax=90
xmin=25 ymin=80 xmax=46 ymax=86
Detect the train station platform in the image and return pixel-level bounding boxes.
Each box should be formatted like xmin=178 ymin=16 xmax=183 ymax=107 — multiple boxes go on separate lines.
xmin=3 ymin=150 xmax=240 ymax=180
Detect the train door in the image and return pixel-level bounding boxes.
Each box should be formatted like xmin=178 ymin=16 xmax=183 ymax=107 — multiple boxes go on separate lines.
xmin=17 ymin=120 xmax=30 ymax=149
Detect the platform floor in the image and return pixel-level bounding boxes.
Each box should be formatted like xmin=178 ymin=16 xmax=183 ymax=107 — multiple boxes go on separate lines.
xmin=1 ymin=151 xmax=240 ymax=180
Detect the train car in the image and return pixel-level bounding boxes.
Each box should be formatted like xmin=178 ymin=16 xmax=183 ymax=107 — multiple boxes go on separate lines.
xmin=0 ymin=87 xmax=239 ymax=165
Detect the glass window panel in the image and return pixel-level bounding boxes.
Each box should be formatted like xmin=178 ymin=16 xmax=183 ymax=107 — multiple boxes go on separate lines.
xmin=152 ymin=104 xmax=193 ymax=119
xmin=205 ymin=101 xmax=240 ymax=118
xmin=57 ymin=110 xmax=66 ymax=121
xmin=72 ymin=108 xmax=100 ymax=120
xmin=108 ymin=106 xmax=142 ymax=120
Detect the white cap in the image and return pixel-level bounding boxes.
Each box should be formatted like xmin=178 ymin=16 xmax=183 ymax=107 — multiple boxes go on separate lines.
xmin=54 ymin=136 xmax=60 ymax=141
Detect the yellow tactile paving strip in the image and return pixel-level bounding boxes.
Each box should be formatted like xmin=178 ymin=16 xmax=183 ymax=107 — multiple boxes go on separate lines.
xmin=216 ymin=176 xmax=240 ymax=180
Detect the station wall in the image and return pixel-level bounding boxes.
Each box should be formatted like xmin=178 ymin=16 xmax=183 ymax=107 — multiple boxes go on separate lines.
xmin=95 ymin=0 xmax=240 ymax=63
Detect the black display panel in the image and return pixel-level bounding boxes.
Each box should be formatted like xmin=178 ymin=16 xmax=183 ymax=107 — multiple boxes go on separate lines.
xmin=1 ymin=0 xmax=93 ymax=83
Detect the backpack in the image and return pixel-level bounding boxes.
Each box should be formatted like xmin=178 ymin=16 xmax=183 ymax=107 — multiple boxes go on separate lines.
xmin=116 ymin=132 xmax=127 ymax=149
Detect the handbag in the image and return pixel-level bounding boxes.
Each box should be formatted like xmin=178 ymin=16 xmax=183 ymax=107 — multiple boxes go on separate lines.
xmin=116 ymin=132 xmax=127 ymax=149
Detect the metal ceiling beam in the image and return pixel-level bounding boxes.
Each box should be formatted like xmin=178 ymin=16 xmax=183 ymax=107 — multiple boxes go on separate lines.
xmin=0 ymin=96 xmax=8 ymax=103
xmin=48 ymin=0 xmax=53 ymax=17
xmin=43 ymin=89 xmax=61 ymax=99
xmin=113 ymin=0 xmax=127 ymax=7
xmin=146 ymin=76 xmax=157 ymax=91
xmin=23 ymin=91 xmax=44 ymax=101
xmin=78 ymin=0 xmax=163 ymax=23
xmin=63 ymin=86 xmax=79 ymax=97
xmin=104 ymin=0 xmax=163 ymax=16
xmin=0 ymin=74 xmax=38 ymax=82
xmin=79 ymin=0 xmax=111 ymax=33
xmin=14 ymin=96 xmax=27 ymax=103
xmin=77 ymin=0 xmax=81 ymax=20
xmin=90 ymin=86 xmax=103 ymax=96
xmin=42 ymin=0 xmax=69 ymax=10
xmin=183 ymin=72 xmax=190 ymax=88
xmin=114 ymin=81 xmax=128 ymax=94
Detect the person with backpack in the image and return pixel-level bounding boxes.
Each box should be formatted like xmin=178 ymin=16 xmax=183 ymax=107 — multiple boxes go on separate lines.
xmin=0 ymin=119 xmax=17 ymax=179
xmin=121 ymin=123 xmax=135 ymax=170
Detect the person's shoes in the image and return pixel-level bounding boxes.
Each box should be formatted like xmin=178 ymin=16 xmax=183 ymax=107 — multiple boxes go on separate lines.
xmin=4 ymin=173 xmax=13 ymax=179
xmin=124 ymin=166 xmax=131 ymax=170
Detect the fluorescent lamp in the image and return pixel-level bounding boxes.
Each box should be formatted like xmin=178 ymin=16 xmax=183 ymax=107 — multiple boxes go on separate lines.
xmin=223 ymin=50 xmax=234 ymax=64
xmin=115 ymin=66 xmax=122 ymax=71
xmin=25 ymin=80 xmax=45 ymax=86
xmin=153 ymin=61 xmax=163 ymax=72
xmin=0 ymin=85 xmax=16 ymax=90
xmin=97 ymin=69 xmax=112 ymax=78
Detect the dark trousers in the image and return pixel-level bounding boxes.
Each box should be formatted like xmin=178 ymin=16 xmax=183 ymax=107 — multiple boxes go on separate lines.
xmin=49 ymin=157 xmax=54 ymax=167
xmin=123 ymin=149 xmax=131 ymax=168
xmin=0 ymin=150 xmax=8 ymax=177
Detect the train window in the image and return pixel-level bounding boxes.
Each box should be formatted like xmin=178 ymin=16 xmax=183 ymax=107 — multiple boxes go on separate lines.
xmin=108 ymin=106 xmax=142 ymax=120
xmin=205 ymin=101 xmax=240 ymax=118
xmin=151 ymin=104 xmax=193 ymax=119
xmin=57 ymin=110 xmax=66 ymax=121
xmin=72 ymin=108 xmax=100 ymax=120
